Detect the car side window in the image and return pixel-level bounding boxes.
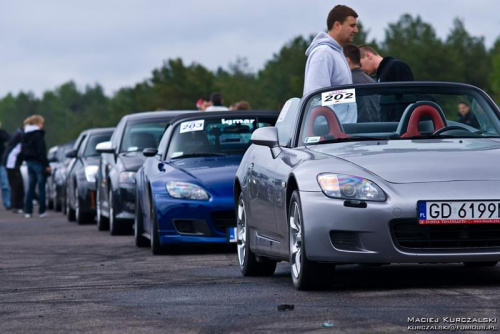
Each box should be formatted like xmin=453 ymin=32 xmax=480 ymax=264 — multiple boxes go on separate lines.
xmin=275 ymin=98 xmax=300 ymax=147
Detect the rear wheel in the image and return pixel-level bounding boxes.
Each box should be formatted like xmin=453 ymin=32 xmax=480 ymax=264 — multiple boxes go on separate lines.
xmin=96 ymin=187 xmax=109 ymax=231
xmin=134 ymin=193 xmax=149 ymax=247
xmin=237 ymin=193 xmax=276 ymax=276
xmin=289 ymin=190 xmax=334 ymax=290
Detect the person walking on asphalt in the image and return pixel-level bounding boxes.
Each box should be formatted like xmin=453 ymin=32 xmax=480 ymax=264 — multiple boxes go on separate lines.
xmin=21 ymin=115 xmax=51 ymax=218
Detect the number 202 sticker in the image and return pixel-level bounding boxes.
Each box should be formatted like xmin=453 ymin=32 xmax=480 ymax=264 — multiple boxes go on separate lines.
xmin=180 ymin=120 xmax=204 ymax=133
xmin=321 ymin=89 xmax=356 ymax=106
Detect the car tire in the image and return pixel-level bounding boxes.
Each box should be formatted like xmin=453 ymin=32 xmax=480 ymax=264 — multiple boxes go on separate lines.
xmin=463 ymin=261 xmax=498 ymax=267
xmin=289 ymin=190 xmax=334 ymax=290
xmin=109 ymin=188 xmax=121 ymax=236
xmin=96 ymin=187 xmax=109 ymax=231
xmin=54 ymin=187 xmax=62 ymax=211
xmin=237 ymin=193 xmax=276 ymax=276
xmin=75 ymin=186 xmax=92 ymax=225
xmin=67 ymin=185 xmax=76 ymax=222
xmin=150 ymin=200 xmax=176 ymax=255
xmin=134 ymin=193 xmax=149 ymax=247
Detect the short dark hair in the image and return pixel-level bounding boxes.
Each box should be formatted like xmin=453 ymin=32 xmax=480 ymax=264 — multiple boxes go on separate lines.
xmin=210 ymin=92 xmax=223 ymax=106
xmin=343 ymin=43 xmax=361 ymax=65
xmin=359 ymin=44 xmax=380 ymax=58
xmin=458 ymin=101 xmax=470 ymax=107
xmin=327 ymin=5 xmax=358 ymax=31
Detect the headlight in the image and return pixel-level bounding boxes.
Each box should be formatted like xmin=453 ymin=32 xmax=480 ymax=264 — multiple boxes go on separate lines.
xmin=166 ymin=181 xmax=210 ymax=200
xmin=317 ymin=173 xmax=386 ymax=202
xmin=119 ymin=171 xmax=136 ymax=184
xmin=84 ymin=166 xmax=99 ymax=182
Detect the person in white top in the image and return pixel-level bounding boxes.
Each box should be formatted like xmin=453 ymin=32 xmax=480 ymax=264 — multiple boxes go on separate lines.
xmin=205 ymin=92 xmax=229 ymax=112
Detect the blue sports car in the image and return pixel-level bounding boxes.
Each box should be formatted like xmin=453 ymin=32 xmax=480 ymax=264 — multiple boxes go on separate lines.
xmin=134 ymin=110 xmax=278 ymax=254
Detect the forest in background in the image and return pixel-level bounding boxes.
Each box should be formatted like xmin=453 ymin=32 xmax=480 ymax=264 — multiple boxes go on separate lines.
xmin=1 ymin=14 xmax=499 ymax=147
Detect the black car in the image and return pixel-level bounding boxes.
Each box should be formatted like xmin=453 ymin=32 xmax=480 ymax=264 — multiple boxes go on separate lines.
xmin=96 ymin=110 xmax=195 ymax=235
xmin=65 ymin=127 xmax=114 ymax=224
xmin=46 ymin=141 xmax=75 ymax=211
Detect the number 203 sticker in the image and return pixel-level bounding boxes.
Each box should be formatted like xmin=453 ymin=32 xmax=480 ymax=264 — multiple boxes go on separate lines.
xmin=180 ymin=120 xmax=204 ymax=133
xmin=321 ymin=89 xmax=356 ymax=106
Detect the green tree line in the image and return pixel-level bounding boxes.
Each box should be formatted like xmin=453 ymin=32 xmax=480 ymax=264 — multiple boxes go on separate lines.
xmin=1 ymin=14 xmax=499 ymax=147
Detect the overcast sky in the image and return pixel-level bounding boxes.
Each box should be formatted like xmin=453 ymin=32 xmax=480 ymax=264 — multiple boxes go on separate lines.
xmin=1 ymin=0 xmax=499 ymax=98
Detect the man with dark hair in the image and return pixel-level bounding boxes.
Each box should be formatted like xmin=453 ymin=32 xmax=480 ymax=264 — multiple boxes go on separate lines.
xmin=359 ymin=45 xmax=414 ymax=82
xmin=303 ymin=4 xmax=359 ymax=122
xmin=457 ymin=101 xmax=480 ymax=128
xmin=343 ymin=43 xmax=380 ymax=122
xmin=205 ymin=92 xmax=229 ymax=112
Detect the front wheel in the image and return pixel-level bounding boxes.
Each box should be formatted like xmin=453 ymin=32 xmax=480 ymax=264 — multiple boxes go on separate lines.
xmin=134 ymin=193 xmax=149 ymax=247
xmin=237 ymin=193 xmax=276 ymax=276
xmin=67 ymin=185 xmax=76 ymax=222
xmin=96 ymin=187 xmax=109 ymax=231
xmin=289 ymin=190 xmax=334 ymax=290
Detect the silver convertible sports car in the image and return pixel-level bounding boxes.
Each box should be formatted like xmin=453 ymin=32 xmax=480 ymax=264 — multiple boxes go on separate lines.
xmin=234 ymin=82 xmax=500 ymax=290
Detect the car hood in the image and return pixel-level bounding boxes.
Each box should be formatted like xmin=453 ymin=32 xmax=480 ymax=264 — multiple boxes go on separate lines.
xmin=168 ymin=155 xmax=242 ymax=195
xmin=309 ymin=138 xmax=500 ymax=183
xmin=119 ymin=152 xmax=146 ymax=171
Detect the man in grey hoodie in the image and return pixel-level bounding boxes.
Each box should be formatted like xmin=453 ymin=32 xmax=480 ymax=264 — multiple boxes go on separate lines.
xmin=303 ymin=5 xmax=358 ymax=96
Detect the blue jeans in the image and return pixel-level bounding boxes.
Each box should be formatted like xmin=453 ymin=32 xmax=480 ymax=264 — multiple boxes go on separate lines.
xmin=25 ymin=161 xmax=47 ymax=215
xmin=0 ymin=166 xmax=10 ymax=209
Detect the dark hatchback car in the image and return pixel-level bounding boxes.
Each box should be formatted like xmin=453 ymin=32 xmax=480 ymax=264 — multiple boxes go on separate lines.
xmin=96 ymin=110 xmax=195 ymax=235
xmin=65 ymin=127 xmax=114 ymax=224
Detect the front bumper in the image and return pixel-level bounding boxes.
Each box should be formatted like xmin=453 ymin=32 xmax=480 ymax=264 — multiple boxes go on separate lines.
xmin=300 ymin=181 xmax=500 ymax=264
xmin=154 ymin=192 xmax=236 ymax=245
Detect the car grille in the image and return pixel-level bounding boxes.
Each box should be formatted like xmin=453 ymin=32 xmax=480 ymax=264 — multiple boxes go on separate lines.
xmin=391 ymin=219 xmax=500 ymax=250
xmin=211 ymin=211 xmax=236 ymax=233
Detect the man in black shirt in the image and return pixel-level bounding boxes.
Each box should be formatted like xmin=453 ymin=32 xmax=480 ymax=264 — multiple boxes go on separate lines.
xmin=359 ymin=45 xmax=414 ymax=82
xmin=358 ymin=45 xmax=414 ymax=121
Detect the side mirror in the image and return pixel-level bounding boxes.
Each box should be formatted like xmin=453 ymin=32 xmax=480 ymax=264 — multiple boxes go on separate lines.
xmin=251 ymin=127 xmax=279 ymax=148
xmin=65 ymin=149 xmax=77 ymax=158
xmin=95 ymin=141 xmax=114 ymax=154
xmin=142 ymin=148 xmax=158 ymax=157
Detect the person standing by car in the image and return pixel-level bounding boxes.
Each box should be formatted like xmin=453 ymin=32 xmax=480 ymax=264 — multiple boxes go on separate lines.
xmin=359 ymin=45 xmax=414 ymax=121
xmin=2 ymin=125 xmax=24 ymax=213
xmin=0 ymin=121 xmax=11 ymax=210
xmin=359 ymin=45 xmax=414 ymax=83
xmin=21 ymin=115 xmax=51 ymax=218
xmin=343 ymin=43 xmax=380 ymax=122
xmin=457 ymin=101 xmax=480 ymax=129
xmin=303 ymin=4 xmax=358 ymax=95
xmin=205 ymin=92 xmax=229 ymax=111
xmin=303 ymin=5 xmax=359 ymax=123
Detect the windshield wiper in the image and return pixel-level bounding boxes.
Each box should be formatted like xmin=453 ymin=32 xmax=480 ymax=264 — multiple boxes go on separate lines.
xmin=170 ymin=152 xmax=227 ymax=159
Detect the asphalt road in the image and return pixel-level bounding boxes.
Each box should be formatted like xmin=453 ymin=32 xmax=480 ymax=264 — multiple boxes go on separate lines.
xmin=1 ymin=206 xmax=500 ymax=334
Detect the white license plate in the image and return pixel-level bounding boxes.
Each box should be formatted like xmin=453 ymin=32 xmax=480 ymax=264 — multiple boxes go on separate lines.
xmin=418 ymin=200 xmax=500 ymax=224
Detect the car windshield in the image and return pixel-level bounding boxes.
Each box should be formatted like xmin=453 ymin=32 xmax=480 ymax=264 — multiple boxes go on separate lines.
xmin=120 ymin=121 xmax=167 ymax=153
xmin=298 ymin=83 xmax=500 ymax=145
xmin=166 ymin=116 xmax=276 ymax=159
xmin=83 ymin=133 xmax=112 ymax=157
